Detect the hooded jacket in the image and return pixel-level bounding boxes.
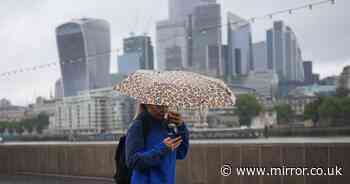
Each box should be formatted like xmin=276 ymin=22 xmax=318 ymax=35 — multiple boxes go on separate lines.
xmin=125 ymin=110 xmax=189 ymax=184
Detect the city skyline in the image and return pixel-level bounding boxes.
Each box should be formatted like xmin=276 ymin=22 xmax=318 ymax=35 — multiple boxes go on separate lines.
xmin=0 ymin=0 xmax=348 ymax=105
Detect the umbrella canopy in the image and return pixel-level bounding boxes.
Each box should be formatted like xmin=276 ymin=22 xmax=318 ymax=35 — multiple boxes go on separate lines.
xmin=113 ymin=70 xmax=235 ymax=110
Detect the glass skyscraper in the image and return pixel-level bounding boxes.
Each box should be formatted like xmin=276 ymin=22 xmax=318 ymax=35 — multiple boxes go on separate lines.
xmin=123 ymin=35 xmax=154 ymax=70
xmin=267 ymin=21 xmax=304 ymax=82
xmin=156 ymin=0 xmax=221 ymax=73
xmin=266 ymin=29 xmax=274 ymax=70
xmin=227 ymin=12 xmax=254 ymax=76
xmin=206 ymin=45 xmax=221 ymax=77
xmin=303 ymin=61 xmax=313 ymax=84
xmin=56 ymin=18 xmax=111 ymax=97
xmin=168 ymin=0 xmax=216 ymax=21
xmin=117 ymin=53 xmax=141 ymax=75
xmin=156 ymin=20 xmax=188 ymax=70
xmin=252 ymin=41 xmax=268 ymax=72
xmin=273 ymin=21 xmax=286 ymax=80
xmin=191 ymin=3 xmax=222 ymax=74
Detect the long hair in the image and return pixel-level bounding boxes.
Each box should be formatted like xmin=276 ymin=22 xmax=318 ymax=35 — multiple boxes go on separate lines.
xmin=133 ymin=103 xmax=147 ymax=120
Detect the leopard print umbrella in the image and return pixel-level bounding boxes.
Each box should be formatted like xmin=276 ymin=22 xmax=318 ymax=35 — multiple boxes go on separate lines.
xmin=113 ymin=70 xmax=236 ymax=110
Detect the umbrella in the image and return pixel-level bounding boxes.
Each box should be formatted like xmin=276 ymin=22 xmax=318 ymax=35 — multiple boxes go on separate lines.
xmin=113 ymin=70 xmax=235 ymax=110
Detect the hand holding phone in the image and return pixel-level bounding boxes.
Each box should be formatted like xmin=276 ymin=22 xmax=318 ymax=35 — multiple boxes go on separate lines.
xmin=163 ymin=136 xmax=183 ymax=151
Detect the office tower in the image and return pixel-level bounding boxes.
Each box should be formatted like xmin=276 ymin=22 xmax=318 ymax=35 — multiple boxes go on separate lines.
xmin=123 ymin=35 xmax=154 ymax=70
xmin=206 ymin=45 xmax=221 ymax=77
xmin=156 ymin=20 xmax=188 ymax=70
xmin=273 ymin=21 xmax=286 ymax=80
xmin=191 ymin=3 xmax=222 ymax=75
xmin=117 ymin=53 xmax=141 ymax=75
xmin=165 ymin=46 xmax=184 ymax=70
xmin=285 ymin=27 xmax=293 ymax=80
xmin=303 ymin=61 xmax=313 ymax=84
xmin=221 ymin=45 xmax=229 ymax=80
xmin=227 ymin=12 xmax=254 ymax=76
xmin=205 ymin=44 xmax=229 ymax=79
xmin=156 ymin=0 xmax=221 ymax=73
xmin=285 ymin=26 xmax=304 ymax=81
xmin=252 ymin=41 xmax=268 ymax=72
xmin=56 ymin=18 xmax=111 ymax=97
xmin=296 ymin=48 xmax=304 ymax=81
xmin=266 ymin=29 xmax=275 ymax=70
xmin=267 ymin=21 xmax=304 ymax=82
xmin=55 ymin=78 xmax=64 ymax=99
xmin=168 ymin=0 xmax=216 ymax=21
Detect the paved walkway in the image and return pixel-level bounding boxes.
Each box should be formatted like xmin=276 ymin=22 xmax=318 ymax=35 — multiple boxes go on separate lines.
xmin=0 ymin=175 xmax=115 ymax=184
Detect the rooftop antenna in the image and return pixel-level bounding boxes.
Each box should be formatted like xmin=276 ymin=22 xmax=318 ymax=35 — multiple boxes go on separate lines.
xmin=131 ymin=12 xmax=140 ymax=36
xmin=50 ymin=88 xmax=54 ymax=100
xmin=143 ymin=14 xmax=154 ymax=36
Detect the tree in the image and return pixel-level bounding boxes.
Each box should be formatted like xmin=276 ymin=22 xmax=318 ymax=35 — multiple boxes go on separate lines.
xmin=23 ymin=119 xmax=34 ymax=134
xmin=235 ymin=94 xmax=263 ymax=126
xmin=318 ymin=96 xmax=350 ymax=126
xmin=304 ymin=96 xmax=350 ymax=127
xmin=0 ymin=114 xmax=50 ymax=136
xmin=34 ymin=113 xmax=50 ymax=134
xmin=319 ymin=97 xmax=340 ymax=118
xmin=304 ymin=97 xmax=324 ymax=123
xmin=0 ymin=122 xmax=7 ymax=134
xmin=7 ymin=123 xmax=15 ymax=134
xmin=274 ymin=104 xmax=294 ymax=124
xmin=339 ymin=97 xmax=350 ymax=124
xmin=14 ymin=122 xmax=24 ymax=135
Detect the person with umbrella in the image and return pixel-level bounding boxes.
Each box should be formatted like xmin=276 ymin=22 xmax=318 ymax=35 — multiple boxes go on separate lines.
xmin=114 ymin=70 xmax=235 ymax=184
xmin=124 ymin=103 xmax=188 ymax=184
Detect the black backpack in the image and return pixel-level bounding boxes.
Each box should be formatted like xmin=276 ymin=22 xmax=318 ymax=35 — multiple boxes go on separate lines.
xmin=114 ymin=112 xmax=150 ymax=184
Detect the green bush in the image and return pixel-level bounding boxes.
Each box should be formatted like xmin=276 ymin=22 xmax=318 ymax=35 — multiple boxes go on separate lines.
xmin=236 ymin=94 xmax=263 ymax=126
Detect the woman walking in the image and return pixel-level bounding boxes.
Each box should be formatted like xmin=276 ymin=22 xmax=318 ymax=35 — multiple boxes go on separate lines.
xmin=125 ymin=103 xmax=189 ymax=184
xmin=114 ymin=70 xmax=236 ymax=183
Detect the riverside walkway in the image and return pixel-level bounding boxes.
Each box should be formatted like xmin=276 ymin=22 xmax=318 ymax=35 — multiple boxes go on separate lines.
xmin=1 ymin=137 xmax=349 ymax=184
xmin=0 ymin=174 xmax=114 ymax=184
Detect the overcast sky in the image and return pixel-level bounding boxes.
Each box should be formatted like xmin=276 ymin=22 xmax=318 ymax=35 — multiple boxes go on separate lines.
xmin=0 ymin=0 xmax=349 ymax=106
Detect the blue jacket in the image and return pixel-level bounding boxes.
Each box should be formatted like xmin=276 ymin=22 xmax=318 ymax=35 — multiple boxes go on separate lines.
xmin=125 ymin=111 xmax=190 ymax=184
